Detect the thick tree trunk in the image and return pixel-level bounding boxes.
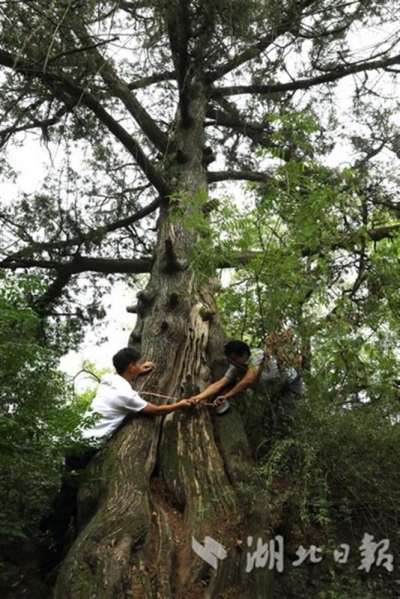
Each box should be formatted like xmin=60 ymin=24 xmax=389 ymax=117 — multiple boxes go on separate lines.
xmin=54 ymin=81 xmax=275 ymax=599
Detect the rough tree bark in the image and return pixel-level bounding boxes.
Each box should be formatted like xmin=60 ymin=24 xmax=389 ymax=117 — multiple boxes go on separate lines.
xmin=54 ymin=71 xmax=274 ymax=599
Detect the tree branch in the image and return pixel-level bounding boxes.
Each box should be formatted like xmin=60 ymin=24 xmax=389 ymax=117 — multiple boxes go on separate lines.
xmin=47 ymin=37 xmax=120 ymax=66
xmin=164 ymin=0 xmax=193 ymax=128
xmin=0 ymin=49 xmax=171 ymax=198
xmin=300 ymin=223 xmax=400 ymax=256
xmin=33 ymin=267 xmax=73 ymax=317
xmin=362 ymin=223 xmax=400 ymax=243
xmin=3 ymin=223 xmax=398 ymax=277
xmin=207 ymin=0 xmax=315 ymax=83
xmin=206 ymin=100 xmax=292 ymax=160
xmin=2 ymin=197 xmax=161 ymax=262
xmin=217 ymin=223 xmax=400 ymax=267
xmin=0 ymin=256 xmax=153 ymax=275
xmin=208 ymin=25 xmax=290 ymax=83
xmin=206 ymin=104 xmax=269 ymax=139
xmin=127 ymin=71 xmax=176 ymax=90
xmin=208 ymin=170 xmax=272 ymax=183
xmin=0 ymin=106 xmax=70 ymax=147
xmin=75 ymin=28 xmax=171 ymax=155
xmin=212 ymin=52 xmax=400 ymax=96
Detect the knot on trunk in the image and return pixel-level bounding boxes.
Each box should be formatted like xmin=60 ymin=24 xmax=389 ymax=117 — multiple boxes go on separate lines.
xmin=199 ymin=306 xmax=215 ymax=321
xmin=167 ymin=292 xmax=180 ymax=310
xmin=202 ymin=146 xmax=215 ymax=165
xmin=176 ymin=149 xmax=189 ymax=164
xmin=161 ymin=239 xmax=185 ymax=273
xmin=137 ymin=290 xmax=156 ymax=316
xmin=160 ymin=320 xmax=169 ymax=331
xmin=130 ymin=332 xmax=142 ymax=343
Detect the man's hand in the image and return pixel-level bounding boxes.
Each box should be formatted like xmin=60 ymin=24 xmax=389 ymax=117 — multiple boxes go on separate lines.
xmin=177 ymin=399 xmax=193 ymax=409
xmin=139 ymin=361 xmax=155 ymax=374
xmin=214 ymin=395 xmax=228 ymax=406
xmin=187 ymin=395 xmax=203 ymax=404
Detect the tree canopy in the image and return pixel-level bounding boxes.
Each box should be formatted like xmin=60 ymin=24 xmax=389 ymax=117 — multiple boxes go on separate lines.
xmin=1 ymin=0 xmax=400 ymax=303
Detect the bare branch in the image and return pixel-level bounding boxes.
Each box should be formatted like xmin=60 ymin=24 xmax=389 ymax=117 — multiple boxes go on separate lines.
xmin=208 ymin=171 xmax=272 ymax=183
xmin=213 ymin=52 xmax=400 ymax=97
xmin=2 ymin=197 xmax=161 ymax=261
xmin=207 ymin=0 xmax=315 ymax=83
xmin=127 ymin=71 xmax=176 ymax=90
xmin=0 ymin=256 xmax=153 ymax=275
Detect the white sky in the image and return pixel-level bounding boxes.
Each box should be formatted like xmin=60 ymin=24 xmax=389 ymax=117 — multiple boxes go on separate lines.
xmin=59 ymin=281 xmax=136 ymax=378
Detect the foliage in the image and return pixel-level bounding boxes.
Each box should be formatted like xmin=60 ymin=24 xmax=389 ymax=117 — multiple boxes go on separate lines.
xmin=216 ymin=111 xmax=400 ymax=404
xmin=260 ymin=396 xmax=400 ymax=531
xmin=214 ymin=111 xmax=400 ymax=594
xmin=0 ymin=272 xmax=88 ymax=585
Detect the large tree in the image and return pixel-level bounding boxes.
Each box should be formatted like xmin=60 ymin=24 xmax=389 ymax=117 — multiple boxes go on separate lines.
xmin=1 ymin=1 xmax=400 ymax=597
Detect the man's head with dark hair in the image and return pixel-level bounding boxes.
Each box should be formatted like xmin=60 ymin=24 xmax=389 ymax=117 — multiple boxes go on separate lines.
xmin=224 ymin=340 xmax=251 ymax=360
xmin=113 ymin=347 xmax=141 ymax=376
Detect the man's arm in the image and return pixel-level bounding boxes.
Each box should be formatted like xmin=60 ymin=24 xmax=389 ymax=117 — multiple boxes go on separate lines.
xmin=215 ymin=367 xmax=261 ymax=403
xmin=142 ymin=399 xmax=192 ymax=415
xmin=189 ymin=376 xmax=232 ymax=403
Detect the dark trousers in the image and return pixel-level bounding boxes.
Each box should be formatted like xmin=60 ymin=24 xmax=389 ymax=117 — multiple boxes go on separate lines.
xmin=44 ymin=446 xmax=98 ymax=567
xmin=263 ymin=378 xmax=303 ymax=443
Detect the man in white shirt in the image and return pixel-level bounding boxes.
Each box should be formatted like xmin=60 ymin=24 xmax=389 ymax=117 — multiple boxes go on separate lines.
xmin=45 ymin=347 xmax=191 ymax=573
xmin=81 ymin=347 xmax=191 ymax=441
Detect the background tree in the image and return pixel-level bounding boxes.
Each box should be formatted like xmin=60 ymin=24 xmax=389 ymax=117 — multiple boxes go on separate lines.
xmin=1 ymin=1 xmax=400 ymax=597
xmin=0 ymin=272 xmax=85 ymax=596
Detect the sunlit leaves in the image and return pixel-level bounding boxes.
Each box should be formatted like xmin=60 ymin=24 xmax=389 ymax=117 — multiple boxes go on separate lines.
xmin=214 ymin=110 xmax=400 ymax=407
